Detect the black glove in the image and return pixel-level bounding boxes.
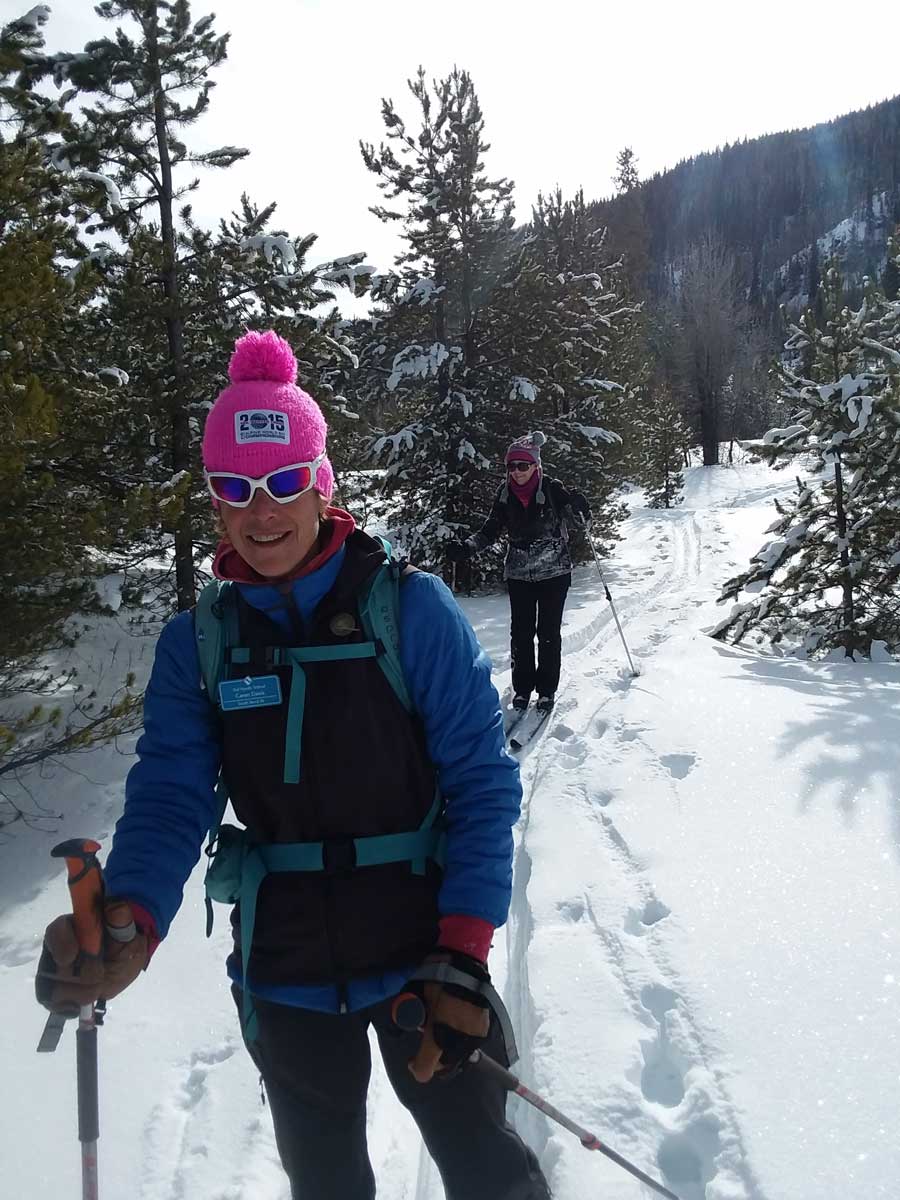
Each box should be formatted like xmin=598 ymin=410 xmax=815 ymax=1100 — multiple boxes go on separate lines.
xmin=570 ymin=496 xmax=591 ymax=527
xmin=408 ymin=949 xmax=491 ymax=1082
xmin=445 ymin=540 xmax=473 ymax=563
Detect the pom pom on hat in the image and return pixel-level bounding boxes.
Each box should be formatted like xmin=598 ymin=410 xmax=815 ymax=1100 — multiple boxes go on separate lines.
xmin=228 ymin=329 xmax=298 ymax=385
xmin=202 ymin=329 xmax=334 ymax=499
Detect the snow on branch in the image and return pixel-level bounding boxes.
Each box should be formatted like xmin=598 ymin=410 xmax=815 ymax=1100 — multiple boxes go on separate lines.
xmin=242 ymin=234 xmax=297 ymax=269
xmin=386 ymin=343 xmax=455 ymax=391
xmin=372 ymin=426 xmax=417 ymax=463
xmin=573 ymin=424 xmax=621 ymax=444
xmin=509 ymin=376 xmax=536 ymax=402
xmin=77 ymin=170 xmax=123 ymax=212
xmin=13 ymin=4 xmax=50 ymax=31
xmin=98 ymin=366 xmax=129 ymax=386
xmin=320 ymin=258 xmax=375 ymax=289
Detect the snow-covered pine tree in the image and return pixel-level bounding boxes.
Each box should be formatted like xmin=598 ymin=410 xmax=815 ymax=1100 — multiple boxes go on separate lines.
xmin=359 ymin=68 xmax=518 ymax=581
xmin=22 ymin=1 xmax=370 ymax=612
xmin=632 ymin=384 xmax=689 ymax=508
xmin=713 ymin=260 xmax=900 ymax=658
xmin=497 ymin=188 xmax=637 ymax=550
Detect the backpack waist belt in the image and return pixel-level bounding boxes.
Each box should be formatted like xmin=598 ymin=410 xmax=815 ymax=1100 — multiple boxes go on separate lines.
xmin=210 ymin=790 xmax=445 ymax=1041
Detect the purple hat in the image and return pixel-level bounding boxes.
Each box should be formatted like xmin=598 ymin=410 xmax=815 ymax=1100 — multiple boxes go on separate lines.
xmin=202 ymin=330 xmax=334 ymax=499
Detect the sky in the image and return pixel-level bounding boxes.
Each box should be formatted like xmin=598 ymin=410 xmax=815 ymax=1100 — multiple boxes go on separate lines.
xmin=4 ymin=0 xmax=900 ymax=273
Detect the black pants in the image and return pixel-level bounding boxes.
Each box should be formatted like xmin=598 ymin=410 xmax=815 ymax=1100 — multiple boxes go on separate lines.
xmin=507 ymin=574 xmax=571 ymax=699
xmin=235 ymin=989 xmax=551 ymax=1200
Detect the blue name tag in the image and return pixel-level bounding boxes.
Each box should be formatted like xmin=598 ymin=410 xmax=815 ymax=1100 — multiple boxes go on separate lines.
xmin=218 ymin=674 xmax=283 ymax=712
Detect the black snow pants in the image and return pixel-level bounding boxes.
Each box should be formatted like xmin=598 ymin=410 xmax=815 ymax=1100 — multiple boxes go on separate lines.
xmin=234 ymin=988 xmax=551 ymax=1200
xmin=507 ymin=572 xmax=571 ymax=699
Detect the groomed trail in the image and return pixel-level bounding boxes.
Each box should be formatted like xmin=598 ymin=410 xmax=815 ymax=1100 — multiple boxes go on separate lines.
xmin=397 ymin=467 xmax=779 ymax=1200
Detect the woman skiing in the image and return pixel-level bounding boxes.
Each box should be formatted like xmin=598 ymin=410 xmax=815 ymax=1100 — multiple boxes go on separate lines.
xmin=36 ymin=331 xmax=550 ymax=1200
xmin=453 ymin=432 xmax=591 ymax=715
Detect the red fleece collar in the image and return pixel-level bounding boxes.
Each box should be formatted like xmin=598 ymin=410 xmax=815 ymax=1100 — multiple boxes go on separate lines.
xmin=212 ymin=507 xmax=356 ymax=583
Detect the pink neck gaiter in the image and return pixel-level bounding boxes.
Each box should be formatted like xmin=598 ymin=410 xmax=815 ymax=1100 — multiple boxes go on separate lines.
xmin=508 ymin=470 xmax=540 ymax=507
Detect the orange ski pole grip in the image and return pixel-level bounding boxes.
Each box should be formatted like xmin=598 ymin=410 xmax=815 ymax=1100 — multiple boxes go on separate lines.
xmin=51 ymin=839 xmax=104 ymax=958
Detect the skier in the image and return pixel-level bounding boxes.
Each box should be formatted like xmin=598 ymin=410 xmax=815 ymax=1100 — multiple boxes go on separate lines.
xmin=36 ymin=331 xmax=550 ymax=1200
xmin=450 ymin=432 xmax=590 ymax=715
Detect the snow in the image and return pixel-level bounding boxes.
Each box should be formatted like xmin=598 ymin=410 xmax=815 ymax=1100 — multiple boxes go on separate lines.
xmin=3 ymin=462 xmax=899 ymax=1199
xmin=510 ymin=376 xmax=537 ymax=403
xmin=241 ymin=234 xmax=297 ymax=269
xmin=78 ymin=170 xmax=124 ymax=213
xmin=14 ymin=4 xmax=50 ymax=30
xmin=98 ymin=366 xmax=129 ymax=386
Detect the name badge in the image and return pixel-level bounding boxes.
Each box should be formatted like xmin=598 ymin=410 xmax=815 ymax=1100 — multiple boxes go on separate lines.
xmin=218 ymin=675 xmax=283 ymax=712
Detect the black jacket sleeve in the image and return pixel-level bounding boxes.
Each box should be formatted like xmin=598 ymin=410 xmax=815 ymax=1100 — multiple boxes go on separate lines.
xmin=470 ymin=488 xmax=508 ymax=550
xmin=551 ymin=479 xmax=591 ymax=522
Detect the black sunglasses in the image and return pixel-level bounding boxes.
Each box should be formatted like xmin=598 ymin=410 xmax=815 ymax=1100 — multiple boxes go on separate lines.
xmin=508 ymin=461 xmax=535 ymax=471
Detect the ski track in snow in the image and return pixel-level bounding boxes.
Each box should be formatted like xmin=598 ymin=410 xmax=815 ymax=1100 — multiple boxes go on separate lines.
xmin=501 ymin=503 xmax=767 ymax=1200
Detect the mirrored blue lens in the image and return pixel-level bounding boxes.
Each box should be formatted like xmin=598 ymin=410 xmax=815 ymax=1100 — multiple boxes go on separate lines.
xmin=210 ymin=475 xmax=252 ymax=504
xmin=268 ymin=465 xmax=312 ymax=499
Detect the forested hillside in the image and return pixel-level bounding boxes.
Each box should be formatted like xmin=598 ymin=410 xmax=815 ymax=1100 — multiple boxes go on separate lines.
xmin=598 ymin=93 xmax=900 ymax=321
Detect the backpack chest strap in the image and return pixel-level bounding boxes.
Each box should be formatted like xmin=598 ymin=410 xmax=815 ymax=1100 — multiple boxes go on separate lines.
xmin=228 ymin=641 xmax=380 ymax=785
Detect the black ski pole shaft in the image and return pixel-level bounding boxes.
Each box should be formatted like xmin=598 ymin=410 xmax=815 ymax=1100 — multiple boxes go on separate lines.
xmin=470 ymin=1050 xmax=680 ymax=1200
xmin=586 ymin=535 xmax=639 ymax=677
xmin=45 ymin=838 xmax=105 ymax=1200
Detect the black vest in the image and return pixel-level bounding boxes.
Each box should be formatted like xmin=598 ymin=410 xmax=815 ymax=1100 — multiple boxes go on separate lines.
xmin=220 ymin=531 xmax=440 ymax=988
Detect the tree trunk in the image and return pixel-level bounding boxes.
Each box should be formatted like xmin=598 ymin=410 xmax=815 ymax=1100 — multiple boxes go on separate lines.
xmin=148 ymin=8 xmax=194 ymax=612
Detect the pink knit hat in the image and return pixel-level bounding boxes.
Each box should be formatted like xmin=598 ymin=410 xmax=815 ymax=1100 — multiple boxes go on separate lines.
xmin=202 ymin=330 xmax=334 ymax=499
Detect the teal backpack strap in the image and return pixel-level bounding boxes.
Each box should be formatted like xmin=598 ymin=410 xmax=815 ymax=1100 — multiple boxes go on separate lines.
xmin=195 ymin=579 xmax=238 ymax=704
xmin=194 ymin=580 xmax=240 ymax=935
xmin=359 ymin=535 xmax=414 ymax=714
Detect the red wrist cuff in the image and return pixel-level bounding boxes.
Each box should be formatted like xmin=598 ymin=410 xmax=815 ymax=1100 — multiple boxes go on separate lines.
xmin=128 ymin=902 xmax=161 ymax=962
xmin=438 ymin=915 xmax=494 ymax=963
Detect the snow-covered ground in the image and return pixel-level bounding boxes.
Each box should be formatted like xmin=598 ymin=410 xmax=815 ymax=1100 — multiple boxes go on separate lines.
xmin=2 ymin=461 xmax=898 ymax=1200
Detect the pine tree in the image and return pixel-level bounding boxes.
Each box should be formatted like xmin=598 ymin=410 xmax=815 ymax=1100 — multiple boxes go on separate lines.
xmin=713 ymin=261 xmax=900 ymax=658
xmin=497 ymin=188 xmax=637 ymax=551
xmin=632 ymin=385 xmax=688 ymax=508
xmin=608 ymin=146 xmax=650 ymax=296
xmin=359 ymin=67 xmax=518 ymax=581
xmin=22 ymin=1 xmax=370 ymax=612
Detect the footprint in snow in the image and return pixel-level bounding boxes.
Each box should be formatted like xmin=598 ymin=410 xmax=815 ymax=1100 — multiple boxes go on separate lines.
xmin=619 ymin=723 xmax=646 ymax=742
xmin=178 ymin=1043 xmax=237 ymax=1112
xmin=657 ymin=1123 xmax=722 ymax=1200
xmin=624 ymin=896 xmax=671 ymax=936
xmin=660 ymin=752 xmax=696 ymax=779
xmin=639 ymin=983 xmax=687 ymax=1109
xmin=0 ymin=933 xmax=39 ymax=968
xmin=557 ymin=897 xmax=585 ymax=922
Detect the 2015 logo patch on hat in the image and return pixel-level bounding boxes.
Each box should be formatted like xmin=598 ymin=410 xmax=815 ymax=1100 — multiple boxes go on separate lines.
xmin=234 ymin=410 xmax=291 ymax=445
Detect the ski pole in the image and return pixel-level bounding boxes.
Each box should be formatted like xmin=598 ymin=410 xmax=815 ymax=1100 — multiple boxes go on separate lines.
xmin=37 ymin=839 xmax=106 ymax=1200
xmin=392 ymin=994 xmax=678 ymax=1200
xmin=585 ymin=533 xmax=640 ymax=677
xmin=470 ymin=1049 xmax=680 ymax=1200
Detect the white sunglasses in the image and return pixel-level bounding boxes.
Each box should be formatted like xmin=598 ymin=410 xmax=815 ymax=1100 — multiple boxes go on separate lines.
xmin=205 ymin=454 xmax=325 ymax=508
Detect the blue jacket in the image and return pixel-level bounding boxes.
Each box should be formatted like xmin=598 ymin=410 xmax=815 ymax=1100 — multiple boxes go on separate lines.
xmin=104 ymin=544 xmax=521 ymax=1012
